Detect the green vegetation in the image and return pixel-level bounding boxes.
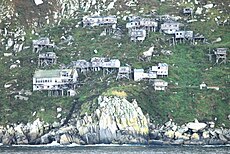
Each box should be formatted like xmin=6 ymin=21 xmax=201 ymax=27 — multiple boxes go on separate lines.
xmin=0 ymin=0 xmax=229 ymax=127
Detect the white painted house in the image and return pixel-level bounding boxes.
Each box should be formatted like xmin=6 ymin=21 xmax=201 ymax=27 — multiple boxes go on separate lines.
xmin=83 ymin=16 xmax=117 ymax=27
xmin=134 ymin=69 xmax=157 ymax=81
xmin=153 ymin=79 xmax=168 ymax=91
xmin=33 ymin=69 xmax=78 ymax=92
xmin=151 ymin=63 xmax=168 ymax=76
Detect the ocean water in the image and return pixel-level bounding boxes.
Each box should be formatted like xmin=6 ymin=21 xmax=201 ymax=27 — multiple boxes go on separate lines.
xmin=0 ymin=144 xmax=230 ymax=154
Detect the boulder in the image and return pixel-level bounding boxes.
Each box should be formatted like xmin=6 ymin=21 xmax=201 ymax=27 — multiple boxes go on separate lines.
xmin=195 ymin=7 xmax=203 ymax=15
xmin=164 ymin=130 xmax=175 ymax=139
xmin=203 ymin=4 xmax=214 ymax=9
xmin=60 ymin=134 xmax=71 ymax=145
xmin=191 ymin=133 xmax=200 ymax=140
xmin=202 ymin=131 xmax=210 ymax=139
xmin=187 ymin=121 xmax=206 ymax=132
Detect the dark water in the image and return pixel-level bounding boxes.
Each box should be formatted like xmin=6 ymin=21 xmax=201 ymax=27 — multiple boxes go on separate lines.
xmin=0 ymin=144 xmax=230 ymax=154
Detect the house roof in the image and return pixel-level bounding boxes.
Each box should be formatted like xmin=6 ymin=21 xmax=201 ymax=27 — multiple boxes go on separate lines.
xmin=34 ymin=69 xmax=73 ymax=78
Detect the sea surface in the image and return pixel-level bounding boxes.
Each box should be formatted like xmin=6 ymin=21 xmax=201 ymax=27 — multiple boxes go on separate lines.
xmin=0 ymin=143 xmax=230 ymax=154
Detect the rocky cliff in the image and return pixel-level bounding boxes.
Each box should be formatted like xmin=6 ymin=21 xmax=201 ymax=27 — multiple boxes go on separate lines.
xmin=0 ymin=96 xmax=149 ymax=145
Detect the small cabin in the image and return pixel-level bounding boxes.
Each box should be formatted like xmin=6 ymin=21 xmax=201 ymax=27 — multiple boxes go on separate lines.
xmin=139 ymin=18 xmax=158 ymax=32
xmin=214 ymin=48 xmax=228 ymax=64
xmin=32 ymin=37 xmax=55 ymax=53
xmin=160 ymin=21 xmax=181 ymax=34
xmin=101 ymin=59 xmax=121 ymax=68
xmin=151 ymin=63 xmax=168 ymax=76
xmin=71 ymin=60 xmax=92 ymax=69
xmin=153 ymin=79 xmax=168 ymax=91
xmin=91 ymin=57 xmax=107 ymax=71
xmin=116 ymin=66 xmax=131 ymax=80
xmin=175 ymin=31 xmax=193 ymax=40
xmin=71 ymin=60 xmax=92 ymax=72
xmin=130 ymin=29 xmax=147 ymax=42
xmin=183 ymin=8 xmax=193 ymax=15
xmin=133 ymin=69 xmax=157 ymax=81
xmin=126 ymin=17 xmax=158 ymax=32
xmin=38 ymin=52 xmax=57 ymax=67
xmin=83 ymin=16 xmax=117 ymax=27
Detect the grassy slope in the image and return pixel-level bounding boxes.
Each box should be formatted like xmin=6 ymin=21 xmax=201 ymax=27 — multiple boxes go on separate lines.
xmin=0 ymin=0 xmax=229 ymax=127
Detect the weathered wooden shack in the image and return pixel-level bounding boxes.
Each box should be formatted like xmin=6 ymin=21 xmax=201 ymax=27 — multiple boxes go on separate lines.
xmin=38 ymin=52 xmax=57 ymax=67
xmin=133 ymin=69 xmax=157 ymax=81
xmin=214 ymin=48 xmax=228 ymax=64
xmin=153 ymin=79 xmax=168 ymax=91
xmin=32 ymin=37 xmax=55 ymax=53
xmin=130 ymin=29 xmax=147 ymax=42
xmin=83 ymin=16 xmax=117 ymax=27
xmin=160 ymin=21 xmax=181 ymax=34
xmin=116 ymin=66 xmax=131 ymax=80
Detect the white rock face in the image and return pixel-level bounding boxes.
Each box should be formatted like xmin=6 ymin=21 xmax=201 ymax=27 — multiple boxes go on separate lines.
xmin=34 ymin=0 xmax=43 ymax=5
xmin=203 ymin=4 xmax=214 ymax=9
xmin=195 ymin=7 xmax=203 ymax=15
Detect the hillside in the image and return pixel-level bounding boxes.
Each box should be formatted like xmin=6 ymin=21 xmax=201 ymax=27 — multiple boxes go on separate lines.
xmin=0 ymin=0 xmax=229 ymax=127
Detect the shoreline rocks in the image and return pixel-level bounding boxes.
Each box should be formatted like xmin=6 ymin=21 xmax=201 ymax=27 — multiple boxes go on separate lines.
xmin=0 ymin=96 xmax=230 ymax=146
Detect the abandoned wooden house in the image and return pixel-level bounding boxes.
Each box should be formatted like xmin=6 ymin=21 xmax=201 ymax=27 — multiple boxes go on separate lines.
xmin=183 ymin=8 xmax=193 ymax=15
xmin=38 ymin=52 xmax=57 ymax=67
xmin=130 ymin=29 xmax=147 ymax=42
xmin=32 ymin=37 xmax=55 ymax=53
xmin=70 ymin=60 xmax=92 ymax=72
xmin=214 ymin=48 xmax=228 ymax=64
xmin=116 ymin=66 xmax=131 ymax=80
xmin=133 ymin=69 xmax=157 ymax=81
xmin=153 ymin=79 xmax=168 ymax=91
xmin=151 ymin=63 xmax=168 ymax=77
xmin=193 ymin=33 xmax=206 ymax=44
xmin=160 ymin=21 xmax=181 ymax=34
xmin=126 ymin=18 xmax=158 ymax=32
xmin=82 ymin=16 xmax=117 ymax=27
xmin=174 ymin=30 xmax=194 ymax=44
xmin=33 ymin=69 xmax=78 ymax=96
xmin=91 ymin=57 xmax=107 ymax=71
xmin=101 ymin=59 xmax=121 ymax=74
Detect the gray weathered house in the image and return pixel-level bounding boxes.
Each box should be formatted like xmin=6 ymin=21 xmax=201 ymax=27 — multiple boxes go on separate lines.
xmin=153 ymin=79 xmax=168 ymax=91
xmin=214 ymin=48 xmax=228 ymax=64
xmin=116 ymin=66 xmax=131 ymax=80
xmin=160 ymin=21 xmax=181 ymax=34
xmin=38 ymin=52 xmax=57 ymax=67
xmin=130 ymin=29 xmax=147 ymax=42
xmin=71 ymin=60 xmax=92 ymax=72
xmin=126 ymin=17 xmax=158 ymax=32
xmin=133 ymin=69 xmax=157 ymax=81
xmin=83 ymin=16 xmax=117 ymax=27
xmin=32 ymin=37 xmax=55 ymax=53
